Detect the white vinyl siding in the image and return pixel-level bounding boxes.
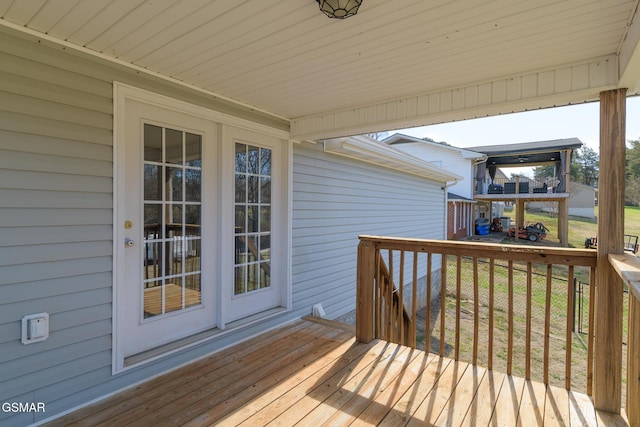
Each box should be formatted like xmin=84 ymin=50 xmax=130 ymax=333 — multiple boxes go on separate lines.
xmin=390 ymin=142 xmax=475 ymax=199
xmin=291 ymin=142 xmax=445 ymax=319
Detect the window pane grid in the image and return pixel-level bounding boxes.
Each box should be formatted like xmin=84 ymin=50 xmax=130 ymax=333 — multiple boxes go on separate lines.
xmin=143 ymin=124 xmax=202 ymax=319
xmin=234 ymin=143 xmax=271 ymax=296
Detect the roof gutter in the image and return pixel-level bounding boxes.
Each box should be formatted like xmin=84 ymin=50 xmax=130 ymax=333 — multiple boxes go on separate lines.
xmin=323 ymin=136 xmax=462 ymax=184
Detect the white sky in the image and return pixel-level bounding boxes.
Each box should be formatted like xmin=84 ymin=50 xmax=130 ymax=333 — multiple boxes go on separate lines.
xmin=394 ymin=96 xmax=640 ymax=177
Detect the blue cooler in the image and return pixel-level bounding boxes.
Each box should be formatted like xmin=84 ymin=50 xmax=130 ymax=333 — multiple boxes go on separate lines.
xmin=475 ymin=218 xmax=490 ymax=235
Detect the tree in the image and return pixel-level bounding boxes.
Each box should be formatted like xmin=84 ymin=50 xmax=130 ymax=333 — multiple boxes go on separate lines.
xmin=575 ymin=146 xmax=599 ymax=187
xmin=533 ymin=147 xmax=599 ymax=187
xmin=626 ymin=140 xmax=640 ymax=205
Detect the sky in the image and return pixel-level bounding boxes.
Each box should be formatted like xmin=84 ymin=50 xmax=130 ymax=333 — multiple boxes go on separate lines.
xmin=393 ymin=96 xmax=640 ymax=177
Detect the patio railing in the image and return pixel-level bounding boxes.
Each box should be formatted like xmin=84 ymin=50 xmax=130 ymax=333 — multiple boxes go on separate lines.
xmin=478 ymin=177 xmax=557 ymax=195
xmin=610 ymin=254 xmax=640 ymax=426
xmin=356 ymin=235 xmax=597 ymax=393
xmin=357 ymin=235 xmax=640 ymax=422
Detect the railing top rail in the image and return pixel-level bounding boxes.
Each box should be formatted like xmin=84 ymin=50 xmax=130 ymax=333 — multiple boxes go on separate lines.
xmin=609 ymin=253 xmax=640 ymax=301
xmin=359 ymin=235 xmax=597 ymax=267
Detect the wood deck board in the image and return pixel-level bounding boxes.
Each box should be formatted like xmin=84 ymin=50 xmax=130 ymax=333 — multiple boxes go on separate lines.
xmin=43 ymin=319 xmax=628 ymax=427
xmin=95 ymin=322 xmax=332 ymax=427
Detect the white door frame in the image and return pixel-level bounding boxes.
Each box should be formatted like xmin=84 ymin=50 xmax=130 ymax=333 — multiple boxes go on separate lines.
xmin=112 ymin=83 xmax=292 ymax=373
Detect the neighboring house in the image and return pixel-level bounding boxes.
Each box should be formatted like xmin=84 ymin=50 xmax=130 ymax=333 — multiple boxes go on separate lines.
xmin=528 ymin=181 xmax=597 ymax=219
xmin=0 ymin=26 xmax=458 ymax=425
xmin=447 ymin=193 xmax=475 ymax=239
xmin=382 ymin=134 xmax=485 ymax=239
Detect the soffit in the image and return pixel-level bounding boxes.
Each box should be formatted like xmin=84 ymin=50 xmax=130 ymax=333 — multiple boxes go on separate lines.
xmin=1 ymin=0 xmax=639 ymax=139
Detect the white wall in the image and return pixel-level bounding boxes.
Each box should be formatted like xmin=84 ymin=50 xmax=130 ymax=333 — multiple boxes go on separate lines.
xmin=291 ymin=141 xmax=446 ymax=319
xmin=389 ymin=142 xmax=474 ymax=198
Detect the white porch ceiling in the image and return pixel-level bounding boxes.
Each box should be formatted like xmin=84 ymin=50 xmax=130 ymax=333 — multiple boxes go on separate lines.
xmin=1 ymin=0 xmax=640 ymax=140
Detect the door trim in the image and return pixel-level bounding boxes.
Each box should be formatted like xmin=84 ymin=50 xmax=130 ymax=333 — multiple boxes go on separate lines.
xmin=112 ymin=83 xmax=292 ymax=373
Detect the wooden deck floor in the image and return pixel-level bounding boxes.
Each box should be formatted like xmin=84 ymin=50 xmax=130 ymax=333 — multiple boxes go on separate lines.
xmin=44 ymin=318 xmax=628 ymax=426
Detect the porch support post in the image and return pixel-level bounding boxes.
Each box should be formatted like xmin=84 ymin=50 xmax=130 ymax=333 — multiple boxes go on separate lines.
xmin=516 ymin=199 xmax=525 ymax=230
xmin=593 ymin=88 xmax=626 ymax=413
xmin=356 ymin=239 xmax=376 ymax=343
xmin=558 ymin=198 xmax=569 ymax=247
xmin=558 ymin=152 xmax=570 ymax=247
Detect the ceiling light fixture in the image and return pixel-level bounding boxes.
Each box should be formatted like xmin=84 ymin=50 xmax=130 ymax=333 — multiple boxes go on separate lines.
xmin=316 ymin=0 xmax=362 ymax=19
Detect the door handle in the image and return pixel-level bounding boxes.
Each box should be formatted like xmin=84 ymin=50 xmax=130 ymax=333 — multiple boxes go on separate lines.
xmin=125 ymin=238 xmax=135 ymax=248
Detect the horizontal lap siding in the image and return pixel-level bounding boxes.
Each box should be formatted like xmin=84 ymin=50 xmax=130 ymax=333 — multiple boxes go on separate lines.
xmin=392 ymin=143 xmax=474 ymax=199
xmin=0 ymin=33 xmax=115 ymax=427
xmin=0 ymin=28 xmax=288 ymax=426
xmin=292 ymin=142 xmax=445 ymax=319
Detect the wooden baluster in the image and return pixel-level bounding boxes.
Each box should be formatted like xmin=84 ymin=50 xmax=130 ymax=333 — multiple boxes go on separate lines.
xmin=388 ymin=249 xmax=393 ymax=343
xmin=426 ymin=252 xmax=432 ymax=354
xmin=375 ymin=251 xmax=381 ymax=338
xmin=473 ymin=257 xmax=479 ymax=365
xmin=455 ymin=255 xmax=461 ymax=361
xmin=488 ymin=258 xmax=495 ymax=370
xmin=507 ymin=260 xmax=514 ymax=375
xmin=525 ymin=262 xmax=533 ymax=380
xmin=587 ymin=266 xmax=596 ymax=396
xmin=565 ymin=265 xmax=574 ymax=390
xmin=399 ymin=250 xmax=405 ymax=345
xmin=544 ymin=264 xmax=553 ymax=384
xmin=412 ymin=251 xmax=418 ymax=348
xmin=440 ymin=254 xmax=447 ymax=357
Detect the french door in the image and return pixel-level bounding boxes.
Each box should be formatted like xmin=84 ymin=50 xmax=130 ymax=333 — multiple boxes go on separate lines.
xmin=117 ymin=99 xmax=217 ymax=358
xmin=114 ymin=85 xmax=290 ymax=369
xmin=222 ymin=127 xmax=286 ymax=322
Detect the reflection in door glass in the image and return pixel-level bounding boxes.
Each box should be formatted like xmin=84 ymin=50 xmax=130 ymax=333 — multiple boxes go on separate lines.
xmin=143 ymin=125 xmax=202 ymax=319
xmin=234 ymin=143 xmax=271 ymax=296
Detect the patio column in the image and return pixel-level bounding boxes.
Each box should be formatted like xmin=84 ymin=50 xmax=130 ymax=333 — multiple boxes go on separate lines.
xmin=557 ymin=151 xmax=570 ymax=247
xmin=593 ymin=88 xmax=626 ymax=413
xmin=558 ymin=198 xmax=568 ymax=247
xmin=516 ymin=199 xmax=525 ymax=230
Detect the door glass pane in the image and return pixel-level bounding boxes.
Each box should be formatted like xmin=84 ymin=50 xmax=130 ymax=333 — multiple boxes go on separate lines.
xmin=144 ymin=165 xmax=161 ymax=201
xmin=165 ymin=128 xmax=183 ymax=164
xmin=185 ymin=273 xmax=202 ymax=308
xmin=143 ymin=280 xmax=162 ymax=319
xmin=144 ymin=124 xmax=162 ymax=162
xmin=185 ymin=169 xmax=201 ymax=202
xmin=142 ymin=124 xmax=202 ymax=319
xmin=234 ymin=143 xmax=271 ymax=296
xmin=235 ymin=143 xmax=246 ymax=173
xmin=167 ymin=167 xmax=183 ymax=202
xmin=185 ymin=205 xmax=201 ymax=228
xmin=185 ymin=133 xmax=202 ymax=167
xmin=164 ymin=276 xmax=183 ymax=314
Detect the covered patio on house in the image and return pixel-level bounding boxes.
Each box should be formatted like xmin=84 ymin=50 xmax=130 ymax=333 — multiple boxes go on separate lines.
xmin=2 ymin=2 xmax=640 ymax=425
xmin=42 ymin=318 xmax=626 ymax=427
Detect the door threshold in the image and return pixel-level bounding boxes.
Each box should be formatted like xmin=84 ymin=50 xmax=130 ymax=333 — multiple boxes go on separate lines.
xmin=123 ymin=306 xmax=288 ymax=368
xmin=124 ymin=327 xmax=223 ymax=367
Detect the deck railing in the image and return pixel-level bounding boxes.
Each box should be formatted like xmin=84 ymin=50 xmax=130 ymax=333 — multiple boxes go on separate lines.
xmin=610 ymin=254 xmax=640 ymax=426
xmin=356 ymin=235 xmax=598 ymax=394
xmin=478 ymin=177 xmax=556 ymax=195
xmin=357 ymin=235 xmax=640 ymax=422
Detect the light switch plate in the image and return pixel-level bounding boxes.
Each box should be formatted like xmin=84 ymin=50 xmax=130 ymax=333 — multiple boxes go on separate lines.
xmin=21 ymin=313 xmax=49 ymax=344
